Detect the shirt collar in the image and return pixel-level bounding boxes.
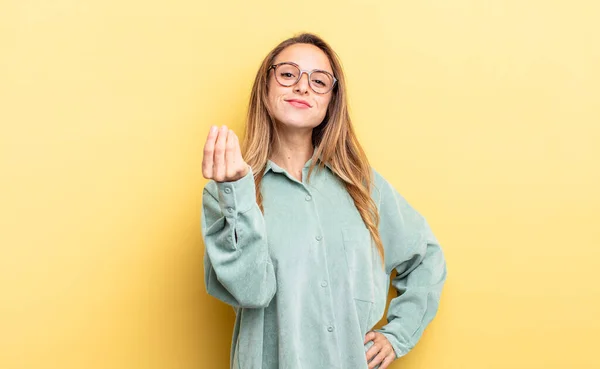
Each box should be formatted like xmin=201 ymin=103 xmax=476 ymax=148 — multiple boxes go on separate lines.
xmin=264 ymin=155 xmax=332 ymax=175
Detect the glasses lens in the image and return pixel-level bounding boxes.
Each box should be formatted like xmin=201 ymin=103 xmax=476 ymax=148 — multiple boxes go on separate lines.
xmin=275 ymin=64 xmax=300 ymax=86
xmin=310 ymin=71 xmax=334 ymax=93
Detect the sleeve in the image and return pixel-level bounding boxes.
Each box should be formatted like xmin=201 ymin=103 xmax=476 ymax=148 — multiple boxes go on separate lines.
xmin=373 ymin=176 xmax=448 ymax=359
xmin=201 ymin=167 xmax=277 ymax=308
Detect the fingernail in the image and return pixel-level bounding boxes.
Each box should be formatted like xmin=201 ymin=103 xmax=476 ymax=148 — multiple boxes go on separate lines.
xmin=210 ymin=126 xmax=217 ymax=133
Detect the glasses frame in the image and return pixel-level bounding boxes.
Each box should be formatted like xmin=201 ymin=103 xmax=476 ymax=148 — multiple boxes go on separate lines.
xmin=268 ymin=62 xmax=338 ymax=94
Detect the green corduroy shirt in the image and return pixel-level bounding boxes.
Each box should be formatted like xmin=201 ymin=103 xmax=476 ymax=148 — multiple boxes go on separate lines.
xmin=201 ymin=156 xmax=447 ymax=369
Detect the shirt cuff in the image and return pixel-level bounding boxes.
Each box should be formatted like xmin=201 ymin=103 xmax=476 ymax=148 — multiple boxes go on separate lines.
xmin=215 ymin=166 xmax=256 ymax=217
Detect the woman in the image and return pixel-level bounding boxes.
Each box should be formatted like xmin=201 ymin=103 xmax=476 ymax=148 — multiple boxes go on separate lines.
xmin=201 ymin=33 xmax=447 ymax=369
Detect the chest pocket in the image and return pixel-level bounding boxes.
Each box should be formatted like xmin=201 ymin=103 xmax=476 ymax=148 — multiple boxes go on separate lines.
xmin=341 ymin=226 xmax=377 ymax=301
xmin=342 ymin=226 xmax=376 ymax=335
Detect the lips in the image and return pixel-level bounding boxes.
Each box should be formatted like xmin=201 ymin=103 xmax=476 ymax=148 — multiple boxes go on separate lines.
xmin=285 ymin=99 xmax=311 ymax=108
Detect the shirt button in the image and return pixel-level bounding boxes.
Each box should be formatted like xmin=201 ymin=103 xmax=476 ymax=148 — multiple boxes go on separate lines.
xmin=321 ymin=280 xmax=328 ymax=287
xmin=315 ymin=235 xmax=322 ymax=241
xmin=226 ymin=207 xmax=234 ymax=213
xmin=224 ymin=187 xmax=231 ymax=194
xmin=305 ymin=195 xmax=312 ymax=201
xmin=327 ymin=326 xmax=334 ymax=332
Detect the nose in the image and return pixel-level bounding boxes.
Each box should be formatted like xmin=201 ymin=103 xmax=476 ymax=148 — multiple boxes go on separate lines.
xmin=294 ymin=71 xmax=310 ymax=94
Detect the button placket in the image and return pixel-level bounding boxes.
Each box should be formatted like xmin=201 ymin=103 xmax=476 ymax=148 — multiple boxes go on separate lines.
xmin=303 ymin=186 xmax=336 ymax=339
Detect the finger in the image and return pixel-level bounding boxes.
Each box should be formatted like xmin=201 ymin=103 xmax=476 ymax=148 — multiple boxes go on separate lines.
xmin=364 ymin=331 xmax=375 ymax=344
xmin=213 ymin=125 xmax=228 ymax=181
xmin=232 ymin=133 xmax=248 ymax=177
xmin=202 ymin=125 xmax=218 ymax=178
xmin=368 ymin=350 xmax=387 ymax=369
xmin=233 ymin=131 xmax=242 ymax=163
xmin=225 ymin=129 xmax=237 ymax=179
xmin=379 ymin=353 xmax=395 ymax=369
xmin=365 ymin=343 xmax=380 ymax=363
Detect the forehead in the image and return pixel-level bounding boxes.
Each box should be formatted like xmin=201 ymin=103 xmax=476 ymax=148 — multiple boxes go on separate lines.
xmin=273 ymin=43 xmax=333 ymax=73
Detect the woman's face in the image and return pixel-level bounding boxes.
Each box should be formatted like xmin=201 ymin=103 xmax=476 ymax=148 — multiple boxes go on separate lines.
xmin=267 ymin=43 xmax=334 ymax=131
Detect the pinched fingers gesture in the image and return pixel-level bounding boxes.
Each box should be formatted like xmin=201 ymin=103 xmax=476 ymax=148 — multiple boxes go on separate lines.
xmin=202 ymin=125 xmax=249 ymax=182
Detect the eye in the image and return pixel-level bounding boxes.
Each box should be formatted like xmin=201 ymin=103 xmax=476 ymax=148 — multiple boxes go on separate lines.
xmin=280 ymin=72 xmax=296 ymax=78
xmin=312 ymin=79 xmax=326 ymax=86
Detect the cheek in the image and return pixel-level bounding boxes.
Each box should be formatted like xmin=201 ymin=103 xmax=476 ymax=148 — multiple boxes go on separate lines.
xmin=267 ymin=84 xmax=286 ymax=107
xmin=316 ymin=96 xmax=333 ymax=117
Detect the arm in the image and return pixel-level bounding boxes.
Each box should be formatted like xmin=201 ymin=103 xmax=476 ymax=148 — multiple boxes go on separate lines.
xmin=373 ymin=177 xmax=448 ymax=359
xmin=201 ymin=167 xmax=276 ymax=308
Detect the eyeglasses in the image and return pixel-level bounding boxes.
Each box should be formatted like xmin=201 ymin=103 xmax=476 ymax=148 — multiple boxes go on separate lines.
xmin=268 ymin=62 xmax=337 ymax=94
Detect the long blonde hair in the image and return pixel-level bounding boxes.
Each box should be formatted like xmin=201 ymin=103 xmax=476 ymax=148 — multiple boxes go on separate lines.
xmin=241 ymin=33 xmax=384 ymax=268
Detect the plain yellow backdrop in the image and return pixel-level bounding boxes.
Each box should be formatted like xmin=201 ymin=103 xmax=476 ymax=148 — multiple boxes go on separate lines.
xmin=1 ymin=0 xmax=599 ymax=368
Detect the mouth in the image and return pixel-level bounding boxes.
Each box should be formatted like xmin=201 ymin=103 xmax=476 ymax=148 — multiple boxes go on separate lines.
xmin=285 ymin=99 xmax=311 ymax=108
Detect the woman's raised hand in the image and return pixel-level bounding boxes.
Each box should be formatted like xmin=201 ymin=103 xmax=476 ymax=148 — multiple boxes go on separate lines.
xmin=202 ymin=125 xmax=250 ymax=182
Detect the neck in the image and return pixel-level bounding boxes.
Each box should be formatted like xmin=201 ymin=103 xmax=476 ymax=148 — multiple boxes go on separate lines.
xmin=269 ymin=126 xmax=314 ymax=180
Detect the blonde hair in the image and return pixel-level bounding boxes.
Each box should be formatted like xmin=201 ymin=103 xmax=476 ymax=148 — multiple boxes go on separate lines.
xmin=241 ymin=33 xmax=384 ymax=268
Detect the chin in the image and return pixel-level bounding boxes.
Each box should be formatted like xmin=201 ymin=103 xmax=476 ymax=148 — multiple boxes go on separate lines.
xmin=278 ymin=119 xmax=321 ymax=130
xmin=275 ymin=112 xmax=324 ymax=130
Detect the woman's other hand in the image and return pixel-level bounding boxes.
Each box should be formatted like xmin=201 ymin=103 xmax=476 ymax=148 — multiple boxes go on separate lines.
xmin=364 ymin=331 xmax=396 ymax=369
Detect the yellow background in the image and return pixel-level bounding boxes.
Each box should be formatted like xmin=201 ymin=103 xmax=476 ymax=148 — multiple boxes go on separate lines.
xmin=1 ymin=0 xmax=599 ymax=368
